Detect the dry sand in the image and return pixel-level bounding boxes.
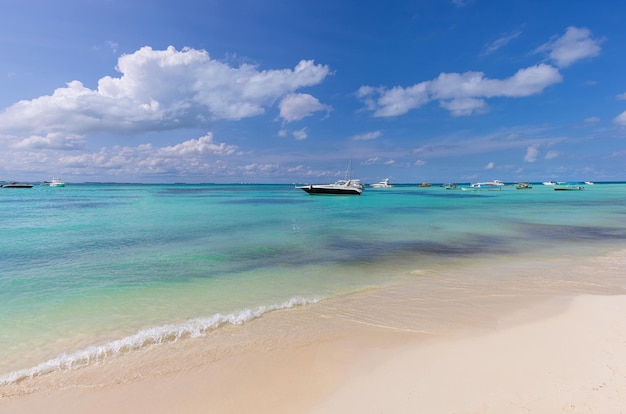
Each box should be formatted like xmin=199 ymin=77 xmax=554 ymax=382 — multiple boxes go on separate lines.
xmin=1 ymin=293 xmax=625 ymax=414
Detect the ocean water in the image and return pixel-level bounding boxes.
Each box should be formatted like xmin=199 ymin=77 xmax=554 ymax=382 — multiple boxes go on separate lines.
xmin=1 ymin=182 xmax=625 ymax=384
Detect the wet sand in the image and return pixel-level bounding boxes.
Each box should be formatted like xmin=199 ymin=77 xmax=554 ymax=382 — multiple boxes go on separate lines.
xmin=1 ymin=252 xmax=625 ymax=413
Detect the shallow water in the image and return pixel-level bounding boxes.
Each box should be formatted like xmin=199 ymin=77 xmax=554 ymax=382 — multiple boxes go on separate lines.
xmin=1 ymin=182 xmax=625 ymax=383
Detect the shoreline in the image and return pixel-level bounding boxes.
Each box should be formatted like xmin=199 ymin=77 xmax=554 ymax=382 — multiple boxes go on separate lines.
xmin=1 ymin=251 xmax=625 ymax=413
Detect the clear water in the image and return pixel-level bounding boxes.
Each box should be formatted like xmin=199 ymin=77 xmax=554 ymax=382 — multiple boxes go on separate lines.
xmin=1 ymin=182 xmax=625 ymax=383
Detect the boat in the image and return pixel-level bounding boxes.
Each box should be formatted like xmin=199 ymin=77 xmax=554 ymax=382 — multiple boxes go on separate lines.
xmin=462 ymin=180 xmax=505 ymax=191
xmin=417 ymin=183 xmax=432 ymax=188
xmin=442 ymin=183 xmax=459 ymax=190
xmin=554 ymin=184 xmax=584 ymax=191
xmin=49 ymin=177 xmax=65 ymax=187
xmin=298 ymin=159 xmax=363 ymax=195
xmin=514 ymin=182 xmax=533 ymax=190
xmin=585 ymin=181 xmax=595 ymax=185
xmin=1 ymin=182 xmax=33 ymax=188
xmin=297 ymin=179 xmax=363 ymax=195
xmin=542 ymin=181 xmax=557 ymax=186
xmin=370 ymin=178 xmax=393 ymax=188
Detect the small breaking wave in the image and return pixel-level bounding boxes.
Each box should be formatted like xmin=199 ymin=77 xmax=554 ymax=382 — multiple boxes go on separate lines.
xmin=0 ymin=296 xmax=321 ymax=385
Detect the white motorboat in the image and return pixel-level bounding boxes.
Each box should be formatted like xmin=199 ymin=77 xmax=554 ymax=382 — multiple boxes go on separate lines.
xmin=298 ymin=159 xmax=363 ymax=195
xmin=49 ymin=177 xmax=65 ymax=187
xmin=463 ymin=180 xmax=504 ymax=191
xmin=542 ymin=181 xmax=557 ymax=186
xmin=297 ymin=179 xmax=363 ymax=195
xmin=370 ymin=178 xmax=393 ymax=188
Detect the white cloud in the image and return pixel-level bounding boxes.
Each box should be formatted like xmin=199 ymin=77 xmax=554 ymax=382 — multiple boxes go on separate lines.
xmin=535 ymin=27 xmax=603 ymax=68
xmin=617 ymin=93 xmax=626 ymax=100
xmin=292 ymin=127 xmax=308 ymax=140
xmin=545 ymin=150 xmax=560 ymax=160
xmin=614 ymin=110 xmax=626 ymax=126
xmin=63 ymin=133 xmax=237 ymax=172
xmin=358 ymin=64 xmax=562 ymax=117
xmin=583 ymin=116 xmax=600 ymax=125
xmin=485 ymin=162 xmax=494 ymax=170
xmin=352 ymin=130 xmax=382 ymax=141
xmin=363 ymin=157 xmax=381 ymax=165
xmin=524 ymin=145 xmax=539 ymax=162
xmin=439 ymin=98 xmax=487 ymax=116
xmin=482 ymin=30 xmax=522 ymax=55
xmin=11 ymin=133 xmax=85 ymax=150
xmin=0 ymin=46 xmax=331 ymax=138
xmin=278 ymin=93 xmax=329 ymax=122
xmin=1 ymin=132 xmax=239 ymax=179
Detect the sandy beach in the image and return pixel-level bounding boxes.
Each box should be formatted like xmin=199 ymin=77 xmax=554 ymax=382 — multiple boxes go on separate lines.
xmin=2 ymin=283 xmax=625 ymax=414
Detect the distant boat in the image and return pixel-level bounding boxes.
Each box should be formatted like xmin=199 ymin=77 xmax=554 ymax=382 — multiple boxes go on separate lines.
xmin=297 ymin=179 xmax=363 ymax=195
xmin=585 ymin=181 xmax=595 ymax=185
xmin=42 ymin=177 xmax=66 ymax=187
xmin=417 ymin=183 xmax=432 ymax=188
xmin=514 ymin=182 xmax=533 ymax=190
xmin=462 ymin=180 xmax=504 ymax=191
xmin=554 ymin=184 xmax=584 ymax=191
xmin=1 ymin=182 xmax=33 ymax=188
xmin=370 ymin=178 xmax=393 ymax=188
xmin=49 ymin=177 xmax=65 ymax=187
xmin=442 ymin=183 xmax=459 ymax=190
xmin=542 ymin=181 xmax=557 ymax=186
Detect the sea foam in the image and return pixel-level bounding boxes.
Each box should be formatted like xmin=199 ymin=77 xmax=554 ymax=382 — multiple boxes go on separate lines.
xmin=0 ymin=296 xmax=321 ymax=385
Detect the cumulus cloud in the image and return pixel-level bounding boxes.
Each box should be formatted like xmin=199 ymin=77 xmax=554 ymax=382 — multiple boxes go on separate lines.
xmin=358 ymin=64 xmax=562 ymax=117
xmin=524 ymin=145 xmax=539 ymax=162
xmin=535 ymin=27 xmax=603 ymax=68
xmin=63 ymin=133 xmax=237 ymax=174
xmin=11 ymin=133 xmax=85 ymax=150
xmin=485 ymin=161 xmax=495 ymax=170
xmin=0 ymin=46 xmax=331 ymax=138
xmin=0 ymin=131 xmax=241 ymax=179
xmin=617 ymin=93 xmax=626 ymax=100
xmin=279 ymin=93 xmax=329 ymax=122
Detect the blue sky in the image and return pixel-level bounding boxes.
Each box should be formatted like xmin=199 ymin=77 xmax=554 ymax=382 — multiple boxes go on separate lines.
xmin=1 ymin=0 xmax=625 ymax=184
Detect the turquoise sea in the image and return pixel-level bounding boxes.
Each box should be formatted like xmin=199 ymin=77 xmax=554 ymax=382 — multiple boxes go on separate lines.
xmin=1 ymin=182 xmax=625 ymax=384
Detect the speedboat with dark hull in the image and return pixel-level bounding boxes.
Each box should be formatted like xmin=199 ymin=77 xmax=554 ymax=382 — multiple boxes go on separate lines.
xmin=1 ymin=182 xmax=33 ymax=188
xmin=297 ymin=180 xmax=363 ymax=195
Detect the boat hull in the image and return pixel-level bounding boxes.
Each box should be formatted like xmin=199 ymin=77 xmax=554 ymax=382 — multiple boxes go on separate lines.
xmin=1 ymin=183 xmax=33 ymax=188
xmin=554 ymin=186 xmax=584 ymax=191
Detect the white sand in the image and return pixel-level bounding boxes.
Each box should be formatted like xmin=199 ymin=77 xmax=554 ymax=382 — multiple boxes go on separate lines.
xmin=309 ymin=295 xmax=626 ymax=413
xmin=1 ymin=294 xmax=625 ymax=414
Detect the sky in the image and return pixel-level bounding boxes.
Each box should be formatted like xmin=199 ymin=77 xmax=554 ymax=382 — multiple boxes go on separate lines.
xmin=1 ymin=0 xmax=625 ymax=184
